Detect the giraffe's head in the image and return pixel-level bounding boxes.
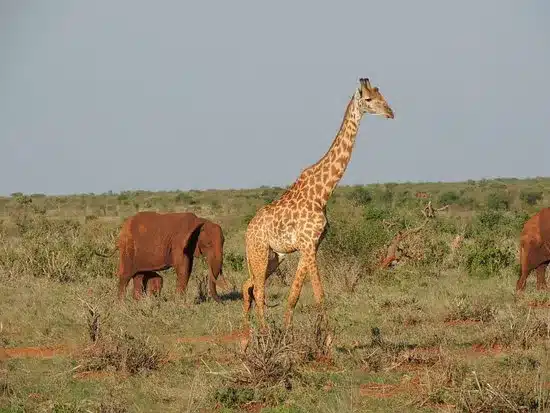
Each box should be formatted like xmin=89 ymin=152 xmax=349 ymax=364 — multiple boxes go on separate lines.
xmin=354 ymin=78 xmax=394 ymax=119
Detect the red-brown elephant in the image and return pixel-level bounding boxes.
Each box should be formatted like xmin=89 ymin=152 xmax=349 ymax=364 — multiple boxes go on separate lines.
xmin=97 ymin=211 xmax=230 ymax=302
xmin=132 ymin=271 xmax=163 ymax=298
xmin=516 ymin=207 xmax=550 ymax=292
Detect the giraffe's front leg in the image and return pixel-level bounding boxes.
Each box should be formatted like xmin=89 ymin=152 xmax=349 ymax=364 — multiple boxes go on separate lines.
xmin=284 ymin=250 xmax=312 ymax=327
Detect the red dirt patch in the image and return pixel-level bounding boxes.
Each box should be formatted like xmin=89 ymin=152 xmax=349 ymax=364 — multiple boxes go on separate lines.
xmin=241 ymin=402 xmax=267 ymax=413
xmin=528 ymin=300 xmax=550 ymax=309
xmin=28 ymin=393 xmax=42 ymax=400
xmin=470 ymin=343 xmax=503 ymax=355
xmin=0 ymin=345 xmax=72 ymax=360
xmin=444 ymin=319 xmax=481 ymax=326
xmin=360 ymin=375 xmax=420 ymax=398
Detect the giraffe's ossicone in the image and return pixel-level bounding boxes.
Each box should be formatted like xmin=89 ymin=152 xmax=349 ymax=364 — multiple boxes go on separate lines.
xmin=242 ymin=77 xmax=395 ymax=333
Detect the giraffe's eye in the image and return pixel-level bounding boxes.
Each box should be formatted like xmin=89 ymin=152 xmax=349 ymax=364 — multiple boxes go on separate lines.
xmin=365 ymin=97 xmax=372 ymax=102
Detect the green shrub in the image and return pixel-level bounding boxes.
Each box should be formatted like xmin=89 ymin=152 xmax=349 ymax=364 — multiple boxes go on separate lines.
xmin=393 ymin=190 xmax=415 ymax=207
xmin=422 ymin=238 xmax=451 ymax=266
xmin=439 ymin=191 xmax=460 ymax=205
xmin=486 ymin=191 xmax=510 ymax=210
xmin=117 ymin=193 xmax=130 ymax=202
xmin=379 ymin=188 xmax=394 ymax=205
xmin=519 ymin=189 xmax=543 ymax=206
xmin=0 ymin=214 xmax=115 ymax=282
xmin=463 ymin=238 xmax=515 ymax=278
xmin=261 ymin=188 xmax=283 ymax=204
xmin=474 ymin=210 xmax=506 ymax=232
xmin=347 ymin=186 xmax=372 ymax=206
xmin=324 ymin=206 xmax=390 ymax=263
xmin=363 ymin=205 xmax=390 ymax=222
xmin=511 ymin=211 xmax=531 ymax=232
xmin=174 ymin=191 xmax=195 ymax=204
xmin=226 ymin=251 xmax=245 ymax=272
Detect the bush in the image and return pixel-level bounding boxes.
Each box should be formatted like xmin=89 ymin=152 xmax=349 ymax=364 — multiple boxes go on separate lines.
xmin=79 ymin=331 xmax=167 ymax=375
xmin=226 ymin=251 xmax=245 ymax=272
xmin=174 ymin=191 xmax=195 ymax=204
xmin=519 ymin=189 xmax=543 ymax=206
xmin=422 ymin=238 xmax=451 ymax=266
xmin=378 ymin=188 xmax=394 ymax=205
xmin=474 ymin=210 xmax=506 ymax=232
xmin=323 ymin=205 xmax=391 ymax=266
xmin=261 ymin=188 xmax=283 ymax=204
xmin=439 ymin=191 xmax=460 ymax=205
xmin=347 ymin=186 xmax=372 ymax=206
xmin=463 ymin=238 xmax=515 ymax=278
xmin=0 ymin=214 xmax=115 ymax=282
xmin=486 ymin=191 xmax=510 ymax=211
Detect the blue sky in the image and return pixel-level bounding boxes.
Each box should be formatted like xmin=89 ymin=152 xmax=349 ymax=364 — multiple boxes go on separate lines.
xmin=1 ymin=1 xmax=549 ymax=195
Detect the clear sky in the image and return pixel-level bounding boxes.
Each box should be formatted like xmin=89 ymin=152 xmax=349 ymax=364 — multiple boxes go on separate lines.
xmin=1 ymin=1 xmax=549 ymax=195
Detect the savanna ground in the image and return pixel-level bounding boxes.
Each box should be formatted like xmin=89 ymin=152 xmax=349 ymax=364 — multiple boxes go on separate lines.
xmin=1 ymin=178 xmax=550 ymax=412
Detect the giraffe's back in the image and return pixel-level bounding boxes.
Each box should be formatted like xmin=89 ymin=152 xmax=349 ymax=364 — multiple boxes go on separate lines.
xmin=246 ymin=198 xmax=327 ymax=254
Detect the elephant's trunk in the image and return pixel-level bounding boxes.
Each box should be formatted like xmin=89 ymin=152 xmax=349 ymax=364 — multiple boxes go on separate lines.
xmin=207 ymin=252 xmax=229 ymax=303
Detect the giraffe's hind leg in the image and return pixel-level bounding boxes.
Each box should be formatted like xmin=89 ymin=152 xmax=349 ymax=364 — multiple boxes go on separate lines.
xmin=244 ymin=240 xmax=270 ymax=330
xmin=242 ymin=277 xmax=254 ymax=323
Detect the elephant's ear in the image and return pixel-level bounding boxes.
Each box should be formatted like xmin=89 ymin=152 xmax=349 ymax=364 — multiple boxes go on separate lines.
xmin=180 ymin=217 xmax=204 ymax=255
xmin=193 ymin=226 xmax=204 ymax=257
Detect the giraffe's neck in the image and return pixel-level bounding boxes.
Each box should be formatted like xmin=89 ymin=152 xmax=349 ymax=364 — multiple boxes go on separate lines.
xmin=292 ymin=96 xmax=361 ymax=208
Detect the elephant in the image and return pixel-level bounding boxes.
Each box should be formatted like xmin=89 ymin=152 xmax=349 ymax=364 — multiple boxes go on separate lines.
xmin=132 ymin=271 xmax=163 ymax=299
xmin=96 ymin=211 xmax=230 ymax=302
xmin=516 ymin=207 xmax=550 ymax=292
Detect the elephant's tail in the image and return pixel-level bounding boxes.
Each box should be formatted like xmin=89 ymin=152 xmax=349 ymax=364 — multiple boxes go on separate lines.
xmin=93 ymin=246 xmax=119 ymax=258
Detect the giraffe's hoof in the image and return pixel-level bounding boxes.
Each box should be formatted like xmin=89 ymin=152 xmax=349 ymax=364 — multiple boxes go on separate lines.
xmin=239 ymin=334 xmax=251 ymax=353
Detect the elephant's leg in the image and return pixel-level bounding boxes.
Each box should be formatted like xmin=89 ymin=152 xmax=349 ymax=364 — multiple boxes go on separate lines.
xmin=174 ymin=253 xmax=193 ymax=299
xmin=132 ymin=273 xmax=145 ymax=300
xmin=208 ymin=276 xmax=222 ymax=303
xmin=117 ymin=272 xmax=133 ymax=301
xmin=144 ymin=272 xmax=163 ymax=296
xmin=516 ymin=245 xmax=530 ymax=292
xmin=535 ymin=263 xmax=548 ymax=290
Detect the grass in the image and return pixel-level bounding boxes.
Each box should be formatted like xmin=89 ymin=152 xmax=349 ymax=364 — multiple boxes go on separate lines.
xmin=1 ymin=178 xmax=550 ymax=412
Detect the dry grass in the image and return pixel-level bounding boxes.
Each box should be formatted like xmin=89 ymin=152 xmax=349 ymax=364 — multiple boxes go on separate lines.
xmin=1 ymin=180 xmax=550 ymax=412
xmin=77 ymin=331 xmax=168 ymax=375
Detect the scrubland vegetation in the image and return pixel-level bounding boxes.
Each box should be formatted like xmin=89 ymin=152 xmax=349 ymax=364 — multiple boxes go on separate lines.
xmin=1 ymin=177 xmax=550 ymax=412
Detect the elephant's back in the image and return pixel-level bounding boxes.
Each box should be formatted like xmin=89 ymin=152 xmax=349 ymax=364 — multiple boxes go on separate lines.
xmin=521 ymin=207 xmax=550 ymax=244
xmin=538 ymin=208 xmax=550 ymax=238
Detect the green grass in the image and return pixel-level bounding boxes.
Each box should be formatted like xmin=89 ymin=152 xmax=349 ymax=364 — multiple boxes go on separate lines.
xmin=1 ymin=178 xmax=550 ymax=412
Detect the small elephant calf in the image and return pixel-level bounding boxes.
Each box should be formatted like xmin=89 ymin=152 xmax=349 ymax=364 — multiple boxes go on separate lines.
xmin=132 ymin=272 xmax=163 ymax=299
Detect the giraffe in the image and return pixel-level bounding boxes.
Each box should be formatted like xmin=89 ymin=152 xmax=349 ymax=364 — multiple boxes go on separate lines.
xmin=242 ymin=78 xmax=395 ymax=330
